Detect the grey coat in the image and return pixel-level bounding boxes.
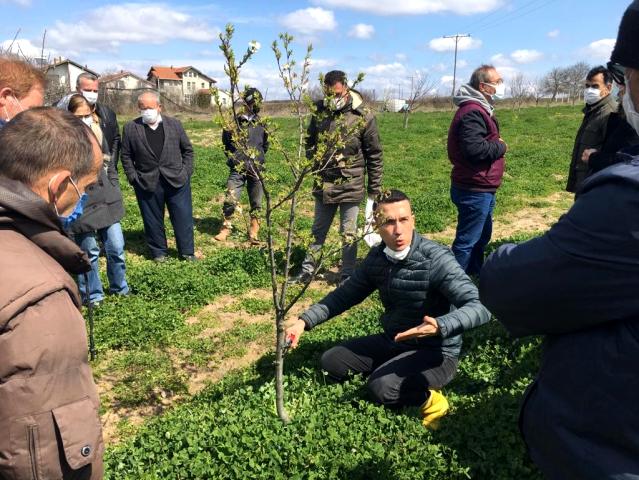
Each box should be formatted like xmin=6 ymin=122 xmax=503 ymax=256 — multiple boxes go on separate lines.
xmin=300 ymin=230 xmax=491 ymax=357
xmin=121 ymin=115 xmax=194 ymax=192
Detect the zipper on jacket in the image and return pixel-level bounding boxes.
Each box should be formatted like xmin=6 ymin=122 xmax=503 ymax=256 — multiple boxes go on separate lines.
xmin=28 ymin=424 xmax=41 ymax=480
xmin=386 ymin=264 xmax=394 ymax=299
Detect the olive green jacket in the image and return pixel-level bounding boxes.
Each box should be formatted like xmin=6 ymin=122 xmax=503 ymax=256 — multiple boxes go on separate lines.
xmin=306 ymin=90 xmax=383 ymax=204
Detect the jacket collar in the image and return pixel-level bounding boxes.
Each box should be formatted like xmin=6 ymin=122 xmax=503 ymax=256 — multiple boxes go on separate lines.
xmin=0 ymin=176 xmax=91 ymax=274
xmin=454 ymin=84 xmax=494 ymax=116
xmin=380 ymin=230 xmax=423 ymax=263
xmin=583 ymin=92 xmax=616 ymax=114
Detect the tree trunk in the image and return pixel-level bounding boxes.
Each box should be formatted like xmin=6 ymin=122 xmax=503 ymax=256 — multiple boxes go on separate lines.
xmin=403 ymin=110 xmax=409 ymax=129
xmin=274 ymin=311 xmax=290 ymax=423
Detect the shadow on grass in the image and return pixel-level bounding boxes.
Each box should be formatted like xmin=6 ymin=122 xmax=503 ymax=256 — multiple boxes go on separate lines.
xmin=194 ymin=216 xmax=222 ymax=236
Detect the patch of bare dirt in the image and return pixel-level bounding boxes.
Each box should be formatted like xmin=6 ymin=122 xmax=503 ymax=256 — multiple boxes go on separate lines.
xmin=188 ymin=128 xmax=221 ymax=148
xmin=98 ymin=283 xmax=330 ymax=445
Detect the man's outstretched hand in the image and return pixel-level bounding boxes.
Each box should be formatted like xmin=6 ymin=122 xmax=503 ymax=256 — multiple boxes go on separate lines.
xmin=394 ymin=316 xmax=440 ymax=342
xmin=284 ymin=319 xmax=305 ymax=349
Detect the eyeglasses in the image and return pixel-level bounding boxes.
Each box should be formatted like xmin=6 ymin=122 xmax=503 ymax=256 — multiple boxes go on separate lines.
xmin=607 ymin=61 xmax=626 ymax=86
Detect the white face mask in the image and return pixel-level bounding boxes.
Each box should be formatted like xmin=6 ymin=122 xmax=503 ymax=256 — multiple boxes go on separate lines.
xmin=623 ymin=74 xmax=639 ymax=135
xmin=141 ymin=108 xmax=159 ymax=125
xmin=490 ymin=82 xmax=506 ymax=101
xmin=584 ymin=87 xmax=601 ymax=105
xmin=82 ymin=90 xmax=98 ymax=105
xmin=324 ymin=93 xmax=348 ymax=111
xmin=3 ymin=95 xmax=24 ymax=121
xmin=384 ymin=245 xmax=411 ymax=262
xmin=80 ymin=115 xmax=93 ymax=127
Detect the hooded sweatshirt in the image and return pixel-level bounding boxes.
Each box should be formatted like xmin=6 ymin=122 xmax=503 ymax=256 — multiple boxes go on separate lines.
xmin=447 ymin=84 xmax=506 ymax=192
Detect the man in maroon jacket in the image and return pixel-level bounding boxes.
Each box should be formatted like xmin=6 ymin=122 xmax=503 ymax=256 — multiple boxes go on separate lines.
xmin=447 ymin=65 xmax=508 ymax=275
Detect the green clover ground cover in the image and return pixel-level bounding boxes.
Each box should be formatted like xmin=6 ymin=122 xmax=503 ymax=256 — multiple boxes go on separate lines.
xmin=98 ymin=106 xmax=581 ymax=478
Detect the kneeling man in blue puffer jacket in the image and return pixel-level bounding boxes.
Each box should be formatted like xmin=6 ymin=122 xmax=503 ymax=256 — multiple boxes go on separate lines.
xmin=286 ymin=189 xmax=491 ymax=428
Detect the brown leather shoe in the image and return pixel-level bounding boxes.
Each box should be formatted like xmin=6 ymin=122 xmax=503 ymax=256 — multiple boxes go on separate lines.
xmin=214 ymin=221 xmax=232 ymax=241
xmin=248 ymin=217 xmax=260 ymax=245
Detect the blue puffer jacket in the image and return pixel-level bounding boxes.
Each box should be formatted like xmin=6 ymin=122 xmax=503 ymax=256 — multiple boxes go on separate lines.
xmin=480 ymin=146 xmax=639 ymax=480
xmin=300 ymin=230 xmax=491 ymax=357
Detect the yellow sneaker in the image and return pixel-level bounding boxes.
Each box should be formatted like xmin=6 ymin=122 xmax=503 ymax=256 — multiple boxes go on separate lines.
xmin=420 ymin=389 xmax=449 ymax=430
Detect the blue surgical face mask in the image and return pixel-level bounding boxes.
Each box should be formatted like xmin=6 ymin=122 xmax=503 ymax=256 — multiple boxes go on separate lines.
xmin=50 ymin=176 xmax=88 ymax=229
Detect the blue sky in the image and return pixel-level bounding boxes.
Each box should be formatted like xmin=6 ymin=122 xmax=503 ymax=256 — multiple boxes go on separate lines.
xmin=1 ymin=0 xmax=630 ymax=98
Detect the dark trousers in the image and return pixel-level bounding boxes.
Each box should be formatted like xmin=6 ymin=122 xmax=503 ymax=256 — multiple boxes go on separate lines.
xmin=321 ymin=333 xmax=458 ymax=407
xmin=450 ymin=185 xmax=496 ymax=276
xmin=222 ymin=170 xmax=263 ymax=218
xmin=134 ymin=176 xmax=194 ymax=258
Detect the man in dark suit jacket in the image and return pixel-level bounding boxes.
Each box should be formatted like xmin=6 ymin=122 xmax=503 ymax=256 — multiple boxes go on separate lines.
xmin=121 ymin=91 xmax=196 ymax=261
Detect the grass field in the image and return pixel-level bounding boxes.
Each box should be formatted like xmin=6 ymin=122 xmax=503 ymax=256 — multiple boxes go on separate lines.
xmin=92 ymin=105 xmax=581 ymax=479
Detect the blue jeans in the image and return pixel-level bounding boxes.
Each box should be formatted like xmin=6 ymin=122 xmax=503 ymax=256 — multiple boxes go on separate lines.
xmin=75 ymin=222 xmax=129 ymax=303
xmin=450 ymin=186 xmax=496 ymax=276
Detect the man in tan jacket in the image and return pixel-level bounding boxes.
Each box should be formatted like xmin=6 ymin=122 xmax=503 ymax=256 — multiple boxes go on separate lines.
xmin=0 ymin=108 xmax=105 ymax=479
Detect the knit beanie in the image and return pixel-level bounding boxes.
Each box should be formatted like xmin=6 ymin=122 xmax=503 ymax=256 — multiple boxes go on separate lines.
xmin=611 ymin=1 xmax=639 ymax=69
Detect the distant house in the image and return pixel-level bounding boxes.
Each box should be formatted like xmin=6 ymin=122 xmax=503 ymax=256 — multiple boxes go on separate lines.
xmin=147 ymin=65 xmax=216 ymax=103
xmin=45 ymin=57 xmax=98 ymax=92
xmin=99 ymin=71 xmax=155 ymax=91
xmin=204 ymin=88 xmax=233 ymax=108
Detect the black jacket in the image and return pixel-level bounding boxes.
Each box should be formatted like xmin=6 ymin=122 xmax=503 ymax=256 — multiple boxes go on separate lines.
xmin=480 ymin=148 xmax=639 ymax=479
xmin=300 ymin=231 xmax=490 ymax=358
xmin=566 ymin=94 xmax=617 ymax=193
xmin=121 ymin=116 xmax=194 ymax=192
xmin=588 ymin=111 xmax=639 ymax=173
xmin=68 ymin=104 xmax=125 ymax=234
xmin=455 ymin=110 xmax=507 ymax=164
xmin=222 ymin=114 xmax=268 ymax=176
xmin=306 ymin=90 xmax=383 ymax=204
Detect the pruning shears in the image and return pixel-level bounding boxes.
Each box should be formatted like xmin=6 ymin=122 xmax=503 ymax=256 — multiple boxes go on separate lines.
xmin=282 ymin=334 xmax=296 ymax=355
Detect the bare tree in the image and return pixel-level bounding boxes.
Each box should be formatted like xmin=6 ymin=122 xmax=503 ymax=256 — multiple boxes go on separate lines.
xmin=563 ymin=61 xmax=591 ymax=105
xmin=531 ymin=76 xmax=546 ymax=106
xmin=509 ymin=73 xmax=529 ymax=111
xmin=403 ymin=72 xmax=437 ymax=129
xmin=542 ymin=67 xmax=565 ymax=102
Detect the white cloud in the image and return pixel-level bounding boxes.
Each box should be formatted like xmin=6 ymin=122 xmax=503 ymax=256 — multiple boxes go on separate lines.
xmin=429 ymin=36 xmax=482 ymax=52
xmin=547 ymin=29 xmax=560 ymax=38
xmin=0 ymin=38 xmax=55 ymax=59
xmin=348 ymin=23 xmax=375 ymax=39
xmin=432 ymin=62 xmax=448 ymax=72
xmin=457 ymin=59 xmax=468 ymax=68
xmin=584 ymin=38 xmax=616 ymax=61
xmin=46 ymin=3 xmax=218 ymax=54
xmin=395 ymin=53 xmax=407 ymax=61
xmin=440 ymin=75 xmax=454 ymax=85
xmin=363 ymin=62 xmax=406 ymax=76
xmin=308 ymin=58 xmax=336 ymax=71
xmin=280 ymin=7 xmax=337 ymax=35
xmin=510 ymin=49 xmax=543 ymax=64
xmin=491 ymin=53 xmax=511 ymax=66
xmin=312 ymin=0 xmax=504 ymax=15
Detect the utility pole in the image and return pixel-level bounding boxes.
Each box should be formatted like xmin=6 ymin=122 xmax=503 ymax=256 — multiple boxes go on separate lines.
xmin=443 ymin=33 xmax=470 ymax=103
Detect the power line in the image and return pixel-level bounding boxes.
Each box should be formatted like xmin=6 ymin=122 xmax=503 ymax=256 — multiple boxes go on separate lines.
xmin=443 ymin=34 xmax=470 ymax=101
xmin=457 ymin=0 xmax=546 ymax=34
xmin=473 ymin=0 xmax=558 ymax=34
